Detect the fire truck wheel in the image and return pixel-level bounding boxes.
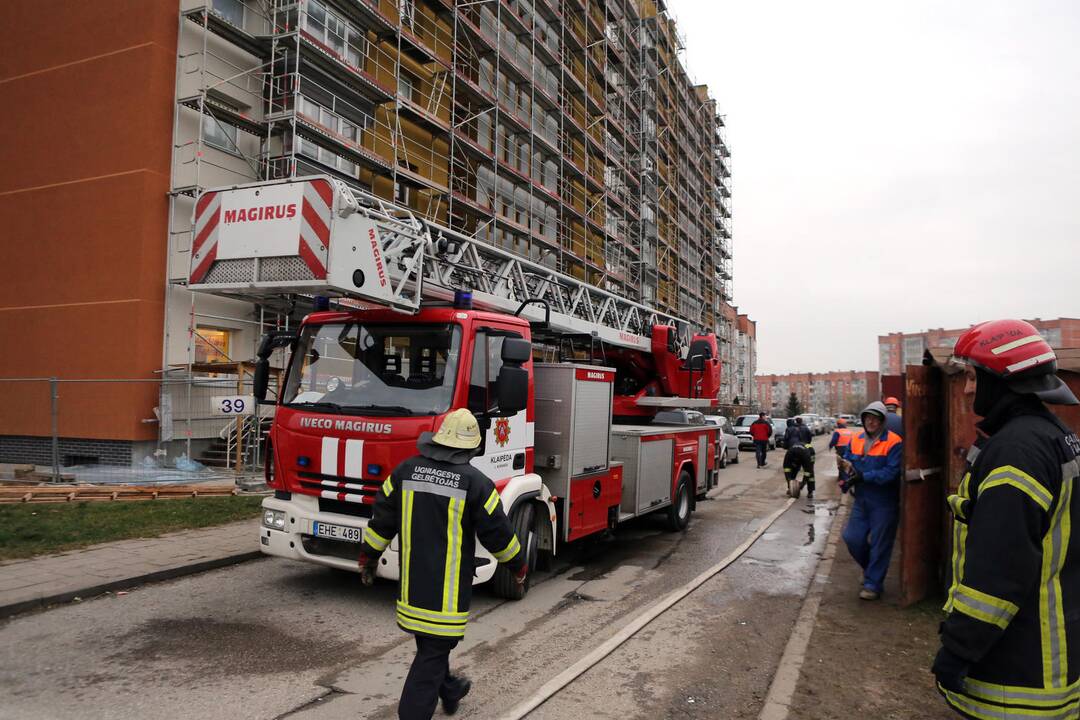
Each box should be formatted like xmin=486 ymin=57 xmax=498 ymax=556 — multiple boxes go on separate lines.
xmin=492 ymin=503 xmax=538 ymax=600
xmin=666 ymin=471 xmax=692 ymax=532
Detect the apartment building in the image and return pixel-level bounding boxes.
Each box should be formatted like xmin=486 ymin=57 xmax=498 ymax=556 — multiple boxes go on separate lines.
xmin=0 ymin=0 xmax=747 ymax=466
xmin=878 ymin=318 xmax=1080 ymax=376
xmin=756 ymin=371 xmax=880 ymax=417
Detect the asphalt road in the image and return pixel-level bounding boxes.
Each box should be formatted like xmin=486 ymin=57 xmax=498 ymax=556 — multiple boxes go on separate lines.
xmin=0 ymin=438 xmax=838 ymax=720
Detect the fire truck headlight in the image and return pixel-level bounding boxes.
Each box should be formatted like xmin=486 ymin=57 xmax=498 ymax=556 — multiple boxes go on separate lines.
xmin=263 ymin=509 xmax=286 ymax=530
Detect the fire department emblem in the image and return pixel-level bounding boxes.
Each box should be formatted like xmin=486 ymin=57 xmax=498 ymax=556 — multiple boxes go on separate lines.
xmin=493 ymin=418 xmax=512 ymax=447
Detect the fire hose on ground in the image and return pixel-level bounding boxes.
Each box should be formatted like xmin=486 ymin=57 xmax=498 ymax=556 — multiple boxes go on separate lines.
xmin=497 ymin=497 xmax=798 ymax=720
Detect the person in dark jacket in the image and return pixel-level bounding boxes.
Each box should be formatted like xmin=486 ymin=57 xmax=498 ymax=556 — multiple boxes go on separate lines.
xmin=931 ymin=320 xmax=1080 ymax=719
xmin=749 ymin=413 xmax=773 ymax=467
xmin=358 ymin=409 xmax=527 ymax=720
xmin=782 ymin=418 xmax=801 ymax=450
xmin=839 ymin=401 xmax=903 ymax=600
xmin=795 ymin=417 xmax=813 ymax=444
xmin=782 ymin=418 xmax=816 ymax=499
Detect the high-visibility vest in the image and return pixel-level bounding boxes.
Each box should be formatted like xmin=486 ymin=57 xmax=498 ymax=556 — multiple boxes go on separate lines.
xmin=834 ymin=428 xmax=855 ymax=448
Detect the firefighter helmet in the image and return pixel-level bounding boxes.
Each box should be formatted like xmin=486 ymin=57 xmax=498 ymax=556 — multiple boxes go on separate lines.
xmin=432 ymin=409 xmax=483 ymax=449
xmin=952 ymin=319 xmax=1077 ymax=405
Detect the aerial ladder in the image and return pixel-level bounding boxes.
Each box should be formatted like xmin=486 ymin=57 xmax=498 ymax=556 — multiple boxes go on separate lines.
xmin=187 ymin=175 xmax=722 ymax=598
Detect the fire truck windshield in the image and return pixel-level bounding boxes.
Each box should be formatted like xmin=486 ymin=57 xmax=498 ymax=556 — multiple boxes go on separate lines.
xmin=282 ymin=322 xmax=462 ymax=417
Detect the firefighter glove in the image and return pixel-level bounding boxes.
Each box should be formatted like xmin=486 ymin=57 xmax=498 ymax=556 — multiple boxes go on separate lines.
xmin=357 ymin=552 xmax=376 ymax=587
xmin=931 ymin=645 xmax=969 ymax=693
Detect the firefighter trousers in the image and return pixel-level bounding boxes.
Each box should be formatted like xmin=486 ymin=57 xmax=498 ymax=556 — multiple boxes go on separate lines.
xmin=399 ymin=636 xmax=461 ymax=720
xmin=842 ymin=493 xmax=898 ymax=594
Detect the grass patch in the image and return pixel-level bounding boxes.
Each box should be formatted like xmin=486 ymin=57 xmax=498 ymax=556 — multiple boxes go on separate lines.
xmin=0 ymin=495 xmax=265 ymax=561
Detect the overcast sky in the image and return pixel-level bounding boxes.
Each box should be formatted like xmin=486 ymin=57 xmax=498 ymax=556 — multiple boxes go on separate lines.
xmin=669 ymin=0 xmax=1080 ymax=374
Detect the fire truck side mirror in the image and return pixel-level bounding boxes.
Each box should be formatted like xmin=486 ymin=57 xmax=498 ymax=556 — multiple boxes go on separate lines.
xmin=500 ymin=337 xmax=532 ymax=364
xmin=495 ymin=366 xmax=528 ymax=415
xmin=253 ymin=360 xmax=271 ymax=403
xmin=253 ymin=331 xmax=296 ymax=404
xmin=495 ymin=337 xmax=530 ymax=415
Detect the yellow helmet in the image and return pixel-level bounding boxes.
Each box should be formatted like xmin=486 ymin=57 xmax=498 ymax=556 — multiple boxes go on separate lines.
xmin=431 ymin=409 xmax=482 ymax=450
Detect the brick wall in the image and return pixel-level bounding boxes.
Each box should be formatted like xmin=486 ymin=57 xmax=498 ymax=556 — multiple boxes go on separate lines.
xmin=0 ymin=436 xmax=133 ymax=467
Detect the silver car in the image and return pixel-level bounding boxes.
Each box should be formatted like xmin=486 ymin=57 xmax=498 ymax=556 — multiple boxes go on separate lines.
xmin=770 ymin=417 xmax=789 ymax=447
xmin=703 ymin=415 xmax=740 ymax=467
xmin=733 ymin=414 xmax=775 ymax=450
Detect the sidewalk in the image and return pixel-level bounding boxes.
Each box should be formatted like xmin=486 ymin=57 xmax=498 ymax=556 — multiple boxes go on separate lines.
xmin=782 ymin=495 xmax=955 ymax=719
xmin=0 ymin=519 xmax=261 ymax=619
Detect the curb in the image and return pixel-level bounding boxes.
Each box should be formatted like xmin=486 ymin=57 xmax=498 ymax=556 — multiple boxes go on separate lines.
xmin=0 ymin=550 xmax=263 ymax=620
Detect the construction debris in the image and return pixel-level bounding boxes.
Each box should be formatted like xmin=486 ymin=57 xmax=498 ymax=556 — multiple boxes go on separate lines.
xmin=0 ymin=484 xmax=241 ymax=504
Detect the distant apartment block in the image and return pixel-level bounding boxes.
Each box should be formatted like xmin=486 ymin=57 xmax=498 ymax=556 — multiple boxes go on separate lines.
xmin=756 ymin=371 xmax=880 ymax=417
xmin=878 ymin=317 xmax=1080 ymax=376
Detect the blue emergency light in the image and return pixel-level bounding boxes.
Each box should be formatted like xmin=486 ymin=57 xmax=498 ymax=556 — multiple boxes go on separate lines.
xmin=453 ymin=290 xmax=473 ymax=309
xmin=367 ymin=464 xmax=383 ymax=477
xmin=314 ymin=296 xmax=330 ymax=311
xmin=297 ymin=455 xmax=311 ymax=468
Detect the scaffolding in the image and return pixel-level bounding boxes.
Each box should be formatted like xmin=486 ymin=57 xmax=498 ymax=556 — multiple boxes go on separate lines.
xmin=166 ymin=0 xmax=734 ymax=404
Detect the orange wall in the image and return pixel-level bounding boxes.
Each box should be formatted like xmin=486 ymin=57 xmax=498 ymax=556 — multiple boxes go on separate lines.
xmin=0 ymin=1 xmax=177 ymax=441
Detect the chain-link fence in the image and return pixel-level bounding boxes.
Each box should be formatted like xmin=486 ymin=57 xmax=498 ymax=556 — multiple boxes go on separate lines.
xmin=0 ymin=369 xmax=279 ymax=486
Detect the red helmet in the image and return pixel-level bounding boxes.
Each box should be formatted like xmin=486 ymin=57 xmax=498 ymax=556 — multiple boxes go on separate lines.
xmin=952 ymin=319 xmax=1077 ymax=405
xmin=883 ymin=396 xmax=900 ymax=407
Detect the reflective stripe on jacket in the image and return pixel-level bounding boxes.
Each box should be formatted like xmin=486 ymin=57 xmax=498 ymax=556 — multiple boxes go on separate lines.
xmin=361 ymin=453 xmax=525 ymax=639
xmin=940 ymin=397 xmax=1080 ymax=719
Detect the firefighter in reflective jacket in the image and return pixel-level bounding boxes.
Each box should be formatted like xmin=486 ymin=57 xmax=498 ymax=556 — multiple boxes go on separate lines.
xmin=933 ymin=320 xmax=1080 ymax=719
xmin=358 ymin=409 xmax=527 ymax=720
xmin=783 ymin=420 xmax=816 ymax=499
xmin=839 ymin=402 xmax=904 ymax=600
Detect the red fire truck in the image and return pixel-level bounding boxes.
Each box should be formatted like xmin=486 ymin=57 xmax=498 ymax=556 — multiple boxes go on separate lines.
xmin=190 ymin=176 xmax=722 ymax=598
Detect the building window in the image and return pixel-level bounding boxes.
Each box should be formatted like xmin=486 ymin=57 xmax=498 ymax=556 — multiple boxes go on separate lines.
xmin=399 ymin=72 xmax=417 ymax=103
xmin=394 ymin=181 xmax=412 ymax=206
xmin=305 ymin=1 xmax=367 ymax=68
xmin=400 ymin=0 xmax=417 ymax=29
xmin=212 ymin=0 xmax=244 ymax=27
xmin=1040 ymin=328 xmax=1062 ymax=347
xmin=202 ymin=116 xmax=238 ymax=154
xmin=195 ymin=327 xmax=232 ymax=365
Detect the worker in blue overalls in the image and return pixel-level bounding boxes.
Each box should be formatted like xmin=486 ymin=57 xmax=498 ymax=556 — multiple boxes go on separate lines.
xmin=838 ymin=401 xmax=903 ymax=601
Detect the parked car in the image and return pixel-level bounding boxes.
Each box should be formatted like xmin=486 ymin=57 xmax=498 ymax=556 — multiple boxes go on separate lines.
xmin=837 ymin=413 xmax=857 ymax=426
xmin=798 ymin=413 xmax=825 ymax=436
xmin=771 ymin=417 xmax=789 ymax=447
xmin=733 ymin=414 xmax=775 ymax=450
xmin=653 ymin=409 xmax=707 ymax=426
xmin=654 ymin=409 xmax=724 ymax=498
xmin=703 ymin=415 xmax=740 ymax=467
